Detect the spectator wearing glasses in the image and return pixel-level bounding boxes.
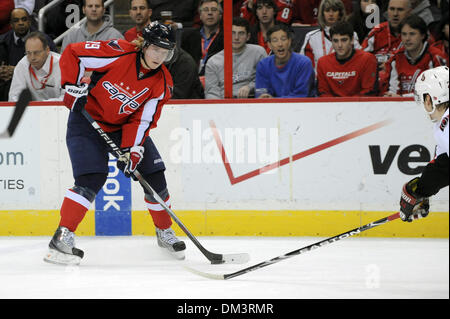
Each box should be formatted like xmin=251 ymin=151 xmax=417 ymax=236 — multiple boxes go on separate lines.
xmin=181 ymin=0 xmax=224 ymax=76
xmin=0 ymin=7 xmax=56 ymax=101
xmin=8 ymin=31 xmax=62 ymax=101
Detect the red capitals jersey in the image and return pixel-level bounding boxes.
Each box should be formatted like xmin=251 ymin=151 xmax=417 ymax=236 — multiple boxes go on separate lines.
xmin=362 ymin=22 xmax=403 ymax=65
xmin=240 ymin=0 xmax=296 ymax=25
xmin=384 ymin=43 xmax=447 ymax=96
xmin=60 ymin=39 xmax=173 ymax=148
xmin=317 ymin=49 xmax=378 ymax=97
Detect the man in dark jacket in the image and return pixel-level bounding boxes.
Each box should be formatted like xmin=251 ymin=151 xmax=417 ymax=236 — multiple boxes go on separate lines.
xmin=181 ymin=0 xmax=224 ymax=76
xmin=165 ymin=46 xmax=204 ymax=99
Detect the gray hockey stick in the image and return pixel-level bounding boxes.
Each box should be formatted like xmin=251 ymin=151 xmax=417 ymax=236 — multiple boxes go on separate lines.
xmin=80 ymin=108 xmax=249 ymax=265
xmin=0 ymin=89 xmax=32 ymax=138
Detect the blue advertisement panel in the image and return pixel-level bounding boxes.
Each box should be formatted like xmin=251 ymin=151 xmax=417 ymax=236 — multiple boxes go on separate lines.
xmin=95 ymin=156 xmax=132 ymax=235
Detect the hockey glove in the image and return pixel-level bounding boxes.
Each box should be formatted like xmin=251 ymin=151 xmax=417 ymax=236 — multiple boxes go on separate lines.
xmin=117 ymin=145 xmax=145 ymax=179
xmin=63 ymin=82 xmax=89 ymax=112
xmin=399 ymin=177 xmax=430 ymax=222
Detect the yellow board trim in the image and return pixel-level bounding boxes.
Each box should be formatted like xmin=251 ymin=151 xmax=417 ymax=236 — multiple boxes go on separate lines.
xmin=0 ymin=210 xmax=96 ymax=236
xmin=0 ymin=210 xmax=448 ymax=237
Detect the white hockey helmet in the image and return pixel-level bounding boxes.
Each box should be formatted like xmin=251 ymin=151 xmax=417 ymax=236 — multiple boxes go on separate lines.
xmin=414 ymin=66 xmax=449 ymax=114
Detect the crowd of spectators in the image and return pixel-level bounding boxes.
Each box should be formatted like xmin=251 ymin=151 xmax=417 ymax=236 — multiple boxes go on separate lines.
xmin=0 ymin=0 xmax=448 ymax=101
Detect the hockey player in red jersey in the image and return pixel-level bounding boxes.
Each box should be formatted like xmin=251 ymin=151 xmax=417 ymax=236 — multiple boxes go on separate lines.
xmin=44 ymin=22 xmax=186 ymax=265
xmin=317 ymin=21 xmax=378 ymax=97
xmin=399 ymin=66 xmax=449 ymax=222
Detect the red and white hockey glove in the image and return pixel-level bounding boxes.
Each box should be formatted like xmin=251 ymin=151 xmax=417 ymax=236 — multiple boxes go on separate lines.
xmin=399 ymin=177 xmax=430 ymax=222
xmin=117 ymin=146 xmax=145 ymax=179
xmin=63 ymin=82 xmax=89 ymax=112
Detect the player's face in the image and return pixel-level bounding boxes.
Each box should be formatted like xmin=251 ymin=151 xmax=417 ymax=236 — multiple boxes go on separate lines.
xmin=268 ymin=30 xmax=292 ymax=63
xmin=199 ymin=1 xmax=222 ymax=28
xmin=10 ymin=9 xmax=30 ymax=37
xmin=129 ymin=0 xmax=151 ymax=26
xmin=83 ymin=0 xmax=105 ymax=23
xmin=256 ymin=4 xmax=275 ymax=24
xmin=323 ymin=7 xmax=340 ymax=26
xmin=25 ymin=38 xmax=50 ymax=70
xmin=232 ymin=25 xmax=249 ymax=53
xmin=142 ymin=44 xmax=170 ymax=69
xmin=401 ymin=24 xmax=425 ymax=53
xmin=387 ymin=0 xmax=411 ymax=29
xmin=331 ymin=34 xmax=353 ymax=59
xmin=422 ymin=94 xmax=443 ymax=122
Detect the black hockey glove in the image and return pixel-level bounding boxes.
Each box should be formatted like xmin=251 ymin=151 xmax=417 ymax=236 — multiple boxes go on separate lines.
xmin=399 ymin=177 xmax=430 ymax=222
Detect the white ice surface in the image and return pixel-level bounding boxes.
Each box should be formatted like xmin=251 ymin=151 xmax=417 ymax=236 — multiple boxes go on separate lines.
xmin=0 ymin=236 xmax=448 ymax=299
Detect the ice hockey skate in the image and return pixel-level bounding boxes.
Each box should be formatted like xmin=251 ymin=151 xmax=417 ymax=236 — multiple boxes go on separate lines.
xmin=43 ymin=226 xmax=84 ymax=265
xmin=156 ymin=227 xmax=186 ymax=260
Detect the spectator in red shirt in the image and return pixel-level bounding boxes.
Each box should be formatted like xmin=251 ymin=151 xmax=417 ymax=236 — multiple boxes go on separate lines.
xmin=317 ymin=21 xmax=378 ymax=96
xmin=384 ymin=14 xmax=448 ymax=96
xmin=245 ymin=0 xmax=280 ymax=54
xmin=298 ymin=0 xmax=361 ymax=72
xmin=240 ymin=0 xmax=296 ymax=26
xmin=362 ymin=0 xmax=412 ymax=71
xmin=0 ymin=0 xmax=14 ymax=36
xmin=124 ymin=0 xmax=152 ymax=42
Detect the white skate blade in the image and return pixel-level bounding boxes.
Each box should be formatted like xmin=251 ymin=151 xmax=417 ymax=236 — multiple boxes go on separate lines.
xmin=43 ymin=248 xmax=81 ymax=266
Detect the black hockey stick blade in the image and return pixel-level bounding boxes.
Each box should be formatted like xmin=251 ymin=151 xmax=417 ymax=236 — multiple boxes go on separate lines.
xmin=0 ymin=88 xmax=32 ymax=138
xmin=184 ymin=212 xmax=401 ymax=280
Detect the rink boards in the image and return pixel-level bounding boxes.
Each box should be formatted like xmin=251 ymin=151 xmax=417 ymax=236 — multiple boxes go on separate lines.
xmin=0 ymin=98 xmax=448 ymax=237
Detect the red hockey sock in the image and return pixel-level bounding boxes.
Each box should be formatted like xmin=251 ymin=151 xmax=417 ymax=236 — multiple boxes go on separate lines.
xmin=59 ymin=189 xmax=91 ymax=232
xmin=145 ymin=195 xmax=172 ymax=229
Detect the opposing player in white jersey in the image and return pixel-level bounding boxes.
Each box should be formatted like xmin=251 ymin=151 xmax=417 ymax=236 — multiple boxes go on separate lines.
xmin=399 ymin=66 xmax=449 ymax=222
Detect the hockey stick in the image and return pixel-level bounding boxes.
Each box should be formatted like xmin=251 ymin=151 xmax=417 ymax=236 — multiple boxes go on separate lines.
xmin=80 ymin=108 xmax=250 ymax=265
xmin=184 ymin=212 xmax=401 ymax=280
xmin=0 ymin=89 xmax=32 ymax=138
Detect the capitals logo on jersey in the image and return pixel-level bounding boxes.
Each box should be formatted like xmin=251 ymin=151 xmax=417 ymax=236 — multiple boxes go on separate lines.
xmin=102 ymin=81 xmax=149 ymax=114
